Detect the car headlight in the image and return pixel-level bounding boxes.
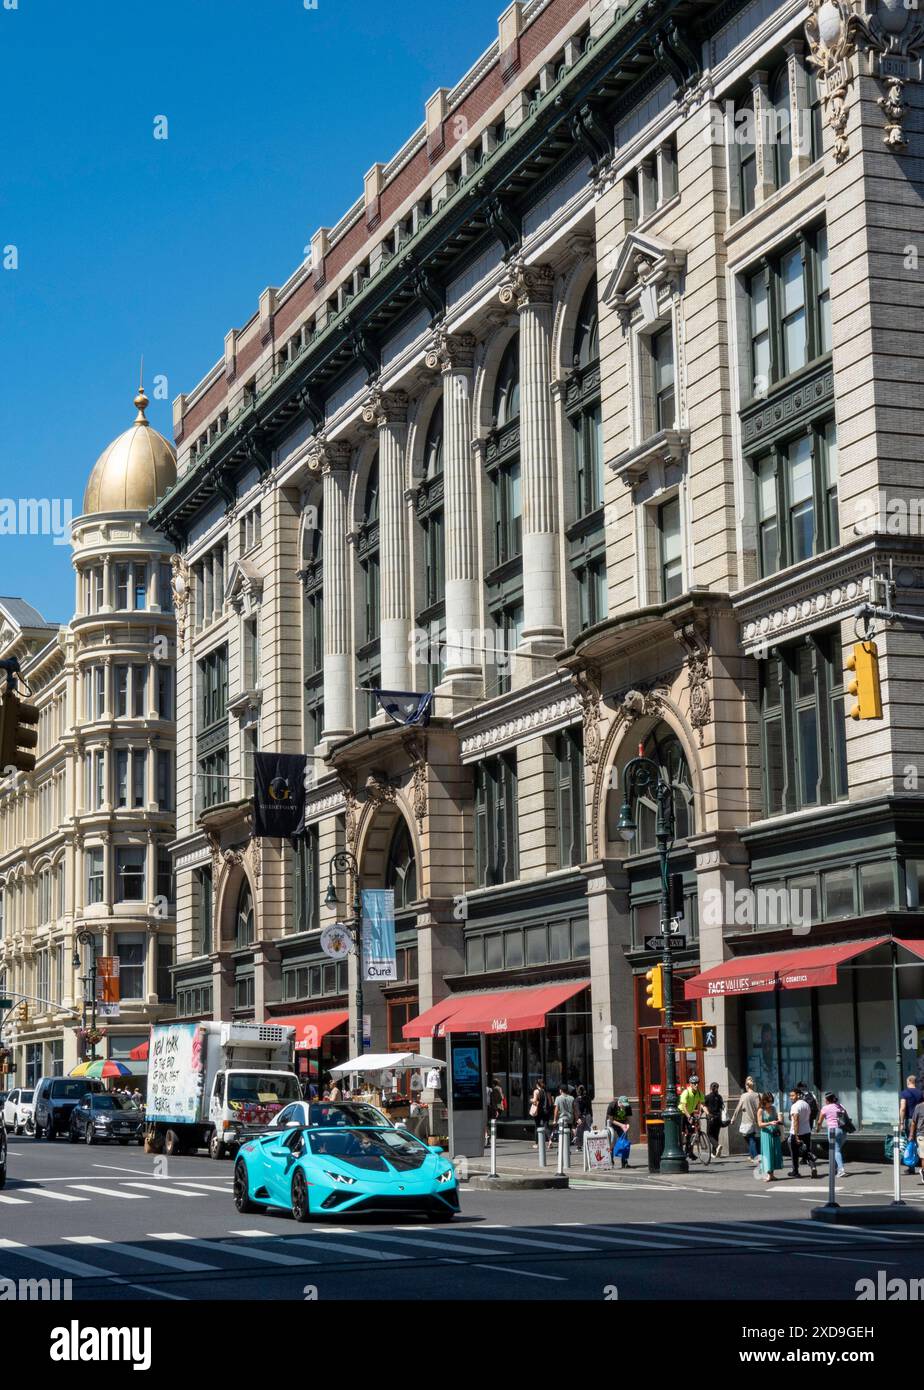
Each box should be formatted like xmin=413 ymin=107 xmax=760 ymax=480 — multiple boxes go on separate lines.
xmin=438 ymin=1168 xmax=455 ymax=1184
xmin=324 ymin=1170 xmax=357 ymax=1186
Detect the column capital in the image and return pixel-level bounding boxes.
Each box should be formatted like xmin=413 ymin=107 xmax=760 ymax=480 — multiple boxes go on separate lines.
xmin=361 ymin=388 xmax=409 ymax=428
xmin=424 ymin=330 xmax=476 ymax=374
xmin=306 ymin=433 xmax=352 ymax=474
xmin=498 ymin=256 xmax=554 ymax=310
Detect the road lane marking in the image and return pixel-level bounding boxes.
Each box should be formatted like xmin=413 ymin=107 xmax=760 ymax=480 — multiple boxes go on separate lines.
xmin=189 ymin=1238 xmax=314 ymax=1267
xmin=69 ymin=1185 xmax=148 ymax=1200
xmin=0 ymin=1237 xmax=114 ymax=1279
xmin=149 ymin=1232 xmax=196 ymax=1240
xmin=471 ymin=1262 xmax=567 ymax=1282
xmin=63 ymin=1235 xmax=218 ymax=1272
xmin=0 ymin=1195 xmax=31 ymax=1204
xmin=441 ymin=1228 xmax=598 ymax=1253
xmin=124 ymin=1183 xmax=197 ymax=1196
xmin=354 ymin=1232 xmax=511 ymax=1256
xmin=794 ymin=1253 xmax=901 ymax=1266
xmin=127 ymin=1284 xmax=188 ymax=1300
xmin=18 ymin=1188 xmax=88 ymax=1201
xmin=280 ymin=1235 xmax=406 ymax=1261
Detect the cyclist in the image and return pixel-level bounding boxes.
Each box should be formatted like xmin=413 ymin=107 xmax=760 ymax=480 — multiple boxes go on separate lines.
xmin=678 ymin=1075 xmax=706 ymax=1153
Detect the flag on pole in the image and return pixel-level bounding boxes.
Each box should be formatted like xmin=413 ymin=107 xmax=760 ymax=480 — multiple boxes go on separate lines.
xmin=373 ymin=690 xmax=433 ymax=727
xmin=253 ymin=752 xmax=308 ymax=837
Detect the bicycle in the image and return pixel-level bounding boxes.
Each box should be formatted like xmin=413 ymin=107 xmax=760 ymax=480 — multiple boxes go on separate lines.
xmin=682 ymin=1113 xmax=712 ymax=1165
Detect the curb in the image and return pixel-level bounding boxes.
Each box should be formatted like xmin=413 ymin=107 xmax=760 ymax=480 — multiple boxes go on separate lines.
xmin=467 ymin=1174 xmax=569 ymax=1191
xmin=811 ymin=1202 xmax=924 ymax=1225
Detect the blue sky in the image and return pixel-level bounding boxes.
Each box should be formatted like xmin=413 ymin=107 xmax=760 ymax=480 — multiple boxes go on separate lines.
xmin=0 ymin=0 xmax=503 ymax=621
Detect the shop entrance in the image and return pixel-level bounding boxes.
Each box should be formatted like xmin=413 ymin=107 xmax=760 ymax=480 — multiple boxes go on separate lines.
xmin=638 ymin=1027 xmax=704 ymax=1137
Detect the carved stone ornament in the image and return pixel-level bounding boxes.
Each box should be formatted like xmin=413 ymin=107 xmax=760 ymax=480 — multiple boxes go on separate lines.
xmin=170 ymin=554 xmax=190 ymax=653
xmin=620 ymin=687 xmax=666 ymax=726
xmin=570 ymin=666 xmax=603 ymax=767
xmin=878 ymin=75 xmax=908 ymax=147
xmin=673 ymin=622 xmax=711 ymax=747
xmin=497 ymin=257 xmax=554 ymax=311
xmin=335 ymin=772 xmax=360 ymax=851
xmin=804 ymin=0 xmax=857 ymax=162
xmin=602 ymin=231 xmax=687 ymax=330
xmin=306 ymin=433 xmax=351 ymax=474
xmin=402 ymin=733 xmax=428 ymax=827
xmin=361 ymin=389 xmax=408 ymax=429
xmin=364 ymin=771 xmax=397 ymax=808
xmin=423 ymin=330 xmax=476 ymax=375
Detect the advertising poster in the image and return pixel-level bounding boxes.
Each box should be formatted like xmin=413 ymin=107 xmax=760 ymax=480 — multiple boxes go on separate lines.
xmin=584 ymin=1134 xmax=613 ymax=1170
xmin=148 ymin=1024 xmax=204 ymax=1124
xmin=361 ymin=888 xmax=397 ymax=982
xmin=450 ymin=1034 xmax=483 ymax=1110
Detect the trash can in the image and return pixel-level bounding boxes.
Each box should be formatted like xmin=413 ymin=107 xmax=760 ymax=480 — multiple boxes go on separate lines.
xmin=646 ymin=1112 xmax=665 ymax=1173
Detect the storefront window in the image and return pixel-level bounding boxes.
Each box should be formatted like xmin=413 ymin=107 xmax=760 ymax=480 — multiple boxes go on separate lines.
xmin=743 ymin=996 xmax=781 ymax=1104
xmin=817 ymin=977 xmax=858 ymax=1121
xmin=856 ymin=962 xmax=897 ymax=1129
xmin=778 ymin=997 xmax=814 ymax=1104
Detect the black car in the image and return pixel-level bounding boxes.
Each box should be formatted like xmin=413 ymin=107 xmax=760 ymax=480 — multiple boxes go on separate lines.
xmin=69 ymin=1092 xmax=145 ymax=1145
xmin=34 ymin=1076 xmax=106 ymax=1139
xmin=0 ymin=1116 xmax=6 ymax=1189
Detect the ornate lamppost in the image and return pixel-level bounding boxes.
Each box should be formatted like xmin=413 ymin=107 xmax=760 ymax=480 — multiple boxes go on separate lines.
xmin=324 ymin=850 xmax=364 ymax=1055
xmin=73 ymin=930 xmax=100 ymax=1062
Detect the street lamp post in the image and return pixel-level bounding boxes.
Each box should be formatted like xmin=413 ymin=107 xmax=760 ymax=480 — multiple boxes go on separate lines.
xmin=617 ymin=753 xmax=689 ymax=1175
xmin=324 ymin=850 xmax=363 ymax=1055
xmin=73 ymin=930 xmax=99 ymax=1062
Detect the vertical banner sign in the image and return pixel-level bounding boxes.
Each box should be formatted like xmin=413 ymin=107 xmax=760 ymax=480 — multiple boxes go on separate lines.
xmin=252 ymin=752 xmax=308 ymax=837
xmin=96 ymin=956 xmax=120 ymax=1018
xmin=361 ymin=889 xmax=397 ymax=982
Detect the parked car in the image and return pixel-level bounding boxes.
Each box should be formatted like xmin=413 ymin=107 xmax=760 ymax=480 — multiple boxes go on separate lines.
xmin=234 ymin=1123 xmax=459 ymax=1222
xmin=2 ymin=1088 xmax=34 ymax=1135
xmin=33 ymin=1076 xmax=106 ymax=1139
xmin=0 ymin=1116 xmax=6 ymax=1189
xmin=69 ymin=1092 xmax=145 ymax=1145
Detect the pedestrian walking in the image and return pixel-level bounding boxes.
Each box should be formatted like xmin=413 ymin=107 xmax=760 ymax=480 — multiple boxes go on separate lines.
xmin=529 ymin=1076 xmax=549 ymax=1148
xmin=485 ymin=1076 xmax=505 ymax=1144
xmin=327 ymin=1076 xmax=342 ymax=1103
xmin=786 ymin=1088 xmax=818 ymax=1178
xmin=731 ymin=1075 xmax=761 ymax=1164
xmin=816 ymin=1091 xmax=848 ymax=1180
xmin=910 ymin=1095 xmax=924 ymax=1186
xmin=552 ymin=1084 xmax=576 ymax=1147
xmin=899 ymin=1074 xmax=923 ymax=1142
xmin=756 ymin=1092 xmax=783 ymax=1182
xmin=573 ymin=1084 xmax=593 ymax=1147
xmin=605 ymin=1096 xmax=632 ymax=1168
xmin=704 ymin=1082 xmax=724 ymax=1156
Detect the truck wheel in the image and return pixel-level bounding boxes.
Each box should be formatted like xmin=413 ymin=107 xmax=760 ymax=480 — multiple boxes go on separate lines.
xmin=164 ymin=1129 xmax=182 ymax=1157
xmin=291 ymin=1169 xmax=311 ymax=1223
xmin=233 ymin=1159 xmax=257 ymax=1213
xmin=45 ymin=1118 xmax=56 ymax=1140
xmin=209 ymin=1132 xmax=225 ymax=1161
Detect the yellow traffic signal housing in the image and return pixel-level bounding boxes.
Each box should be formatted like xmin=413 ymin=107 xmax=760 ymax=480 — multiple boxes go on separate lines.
xmin=846 ymin=641 xmax=882 ymax=721
xmin=645 ymin=964 xmax=664 ymax=1012
xmin=0 ymin=692 xmax=39 ymax=773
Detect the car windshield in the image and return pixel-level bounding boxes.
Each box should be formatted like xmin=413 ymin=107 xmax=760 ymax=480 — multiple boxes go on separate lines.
xmin=306 ymin=1126 xmax=430 ymax=1172
xmin=307 ymin=1103 xmax=390 ymax=1128
xmin=91 ymin=1095 xmax=133 ymax=1111
xmin=50 ymin=1080 xmax=98 ymax=1100
xmin=227 ymin=1073 xmax=301 ymax=1106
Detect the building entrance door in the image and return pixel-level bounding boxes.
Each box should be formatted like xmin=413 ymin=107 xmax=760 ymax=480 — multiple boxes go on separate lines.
xmin=638 ymin=1028 xmax=704 ymax=1137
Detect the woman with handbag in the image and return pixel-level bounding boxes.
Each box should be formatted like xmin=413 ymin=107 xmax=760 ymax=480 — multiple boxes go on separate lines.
xmin=816 ymin=1091 xmax=848 ymax=1180
xmin=731 ymin=1076 xmax=761 ymax=1163
xmin=529 ymin=1077 xmax=548 ymax=1149
xmin=756 ymin=1092 xmax=783 ymax=1182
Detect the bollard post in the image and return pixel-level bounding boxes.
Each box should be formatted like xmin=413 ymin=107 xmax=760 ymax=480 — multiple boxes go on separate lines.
xmin=556 ymin=1117 xmax=565 ymax=1176
xmin=825 ymin=1126 xmax=839 ymax=1208
xmin=892 ymin=1123 xmax=905 ymax=1207
xmin=489 ymin=1117 xmax=497 ymax=1179
xmin=537 ymin=1125 xmax=547 ymax=1168
xmin=564 ymin=1123 xmax=571 ymax=1171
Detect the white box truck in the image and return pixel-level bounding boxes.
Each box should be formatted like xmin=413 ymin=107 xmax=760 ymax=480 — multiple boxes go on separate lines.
xmin=145 ymin=1020 xmax=300 ymax=1159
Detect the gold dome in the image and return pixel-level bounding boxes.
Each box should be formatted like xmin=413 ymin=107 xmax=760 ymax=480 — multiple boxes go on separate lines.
xmin=82 ymin=387 xmax=177 ymax=514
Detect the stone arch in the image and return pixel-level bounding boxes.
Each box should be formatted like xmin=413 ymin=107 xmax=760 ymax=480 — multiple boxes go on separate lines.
xmin=214 ymin=859 xmax=257 ymax=948
xmin=406 ymin=381 xmax=443 ymax=487
xmin=354 ymin=794 xmax=422 ymax=903
xmin=347 ymin=436 xmax=380 ymax=534
xmin=591 ymin=694 xmax=705 ymax=861
xmin=552 ymin=253 xmax=598 ymax=379
xmin=472 ymin=320 xmax=520 ymax=437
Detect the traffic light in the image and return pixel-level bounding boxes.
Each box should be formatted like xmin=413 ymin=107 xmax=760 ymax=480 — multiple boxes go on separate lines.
xmin=645 ymin=964 xmax=664 ymax=1012
xmin=0 ymin=690 xmax=39 ymax=773
xmin=846 ymin=641 xmax=882 ymax=721
xmin=669 ymin=872 xmax=685 ymax=921
xmin=680 ymin=1021 xmax=719 ymax=1049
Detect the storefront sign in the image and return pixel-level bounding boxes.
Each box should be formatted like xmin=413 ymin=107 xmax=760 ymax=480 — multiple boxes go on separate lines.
xmin=584 ymin=1133 xmax=613 ymax=1170
xmin=361 ymin=889 xmax=397 ymax=982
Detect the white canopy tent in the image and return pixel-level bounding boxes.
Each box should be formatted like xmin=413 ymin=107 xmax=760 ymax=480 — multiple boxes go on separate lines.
xmin=329 ymin=1052 xmax=445 ymax=1076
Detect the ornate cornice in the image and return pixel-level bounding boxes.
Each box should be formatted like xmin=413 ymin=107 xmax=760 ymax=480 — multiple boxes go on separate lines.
xmin=497 ymin=257 xmax=554 ymax=310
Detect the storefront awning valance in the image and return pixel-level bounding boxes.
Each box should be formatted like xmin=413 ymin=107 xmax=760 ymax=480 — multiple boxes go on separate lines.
xmin=895 ymin=938 xmax=924 ymax=963
xmin=684 ymin=938 xmax=890 ymax=1000
xmin=271 ymin=1011 xmax=350 ymax=1049
xmin=403 ymin=980 xmax=589 ymax=1038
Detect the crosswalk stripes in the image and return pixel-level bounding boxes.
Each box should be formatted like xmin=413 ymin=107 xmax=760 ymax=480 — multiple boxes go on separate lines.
xmin=154 ymin=1235 xmax=314 ymax=1267
xmin=17 ymin=1187 xmax=88 ymax=1202
xmin=63 ymin=1235 xmax=219 ymax=1273
xmin=69 ymin=1184 xmax=148 ymax=1200
xmin=0 ymin=1194 xmax=30 ymax=1204
xmin=0 ymin=1237 xmax=113 ymax=1279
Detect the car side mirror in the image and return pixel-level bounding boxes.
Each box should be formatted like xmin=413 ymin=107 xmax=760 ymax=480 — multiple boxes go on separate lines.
xmin=430 ymin=1145 xmax=444 ymax=1154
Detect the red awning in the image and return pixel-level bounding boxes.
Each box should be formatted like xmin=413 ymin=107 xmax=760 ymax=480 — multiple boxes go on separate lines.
xmin=403 ymin=981 xmax=589 ymax=1038
xmin=129 ymin=1039 xmax=149 ymax=1061
xmin=271 ymin=1011 xmax=350 ymax=1050
xmin=896 ymin=939 xmax=924 ymax=963
xmin=684 ymin=938 xmax=890 ymax=1000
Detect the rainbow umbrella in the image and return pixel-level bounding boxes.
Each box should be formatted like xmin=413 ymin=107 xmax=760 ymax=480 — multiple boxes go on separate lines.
xmin=69 ymin=1059 xmax=133 ymax=1080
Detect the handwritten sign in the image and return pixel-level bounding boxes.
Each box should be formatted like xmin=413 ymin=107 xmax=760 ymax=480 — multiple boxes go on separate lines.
xmin=147 ymin=1024 xmax=204 ymax=1124
xmin=584 ymin=1133 xmax=613 ymax=1170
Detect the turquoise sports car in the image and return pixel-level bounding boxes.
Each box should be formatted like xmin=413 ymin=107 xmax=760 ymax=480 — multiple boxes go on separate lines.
xmin=233 ymin=1123 xmax=460 ymax=1222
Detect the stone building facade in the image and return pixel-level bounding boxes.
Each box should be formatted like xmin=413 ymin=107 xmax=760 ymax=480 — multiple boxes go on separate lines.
xmin=151 ymin=0 xmax=924 ymax=1130
xmin=0 ymin=391 xmax=178 ymax=1086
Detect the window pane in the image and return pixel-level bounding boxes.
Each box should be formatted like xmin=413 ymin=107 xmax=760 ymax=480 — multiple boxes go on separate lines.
xmin=757 ymin=456 xmax=779 ymax=574
xmin=824 ymin=868 xmax=855 ymax=920
xmin=797 ymin=704 xmax=819 ymax=805
xmin=781 ymin=248 xmax=807 ymax=374
xmin=816 ymin=227 xmax=832 ymax=353
xmin=788 ymin=436 xmax=815 ymax=561
xmin=860 ymin=861 xmax=896 ymax=915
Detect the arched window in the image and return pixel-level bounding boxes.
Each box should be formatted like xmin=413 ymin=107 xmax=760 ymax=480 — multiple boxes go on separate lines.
xmin=357 ymin=455 xmax=381 ymax=724
xmin=631 ymin=724 xmax=696 ymax=852
xmin=416 ymin=401 xmax=446 ymax=689
xmin=770 ymin=65 xmax=792 ymax=190
xmin=493 ymin=337 xmax=520 ymax=428
xmin=301 ymin=499 xmax=324 ymax=748
xmin=235 ymin=879 xmax=255 ymax=949
xmin=566 ymin=277 xmax=606 ymax=633
xmin=385 ymin=820 xmax=417 ymax=911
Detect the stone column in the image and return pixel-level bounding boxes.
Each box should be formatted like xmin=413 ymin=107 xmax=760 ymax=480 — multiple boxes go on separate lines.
xmin=498 ymin=259 xmax=563 ymax=672
xmin=785 ymin=40 xmax=811 ymax=178
xmin=750 ymin=70 xmax=776 ymax=204
xmin=362 ymin=390 xmax=411 ymax=692
xmin=309 ymin=438 xmax=353 ymax=745
xmin=584 ymin=860 xmax=635 ymax=1123
xmin=425 ymin=332 xmax=482 ymax=695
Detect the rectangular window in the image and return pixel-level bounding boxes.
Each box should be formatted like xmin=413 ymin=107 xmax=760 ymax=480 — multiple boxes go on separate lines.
xmin=157 ymin=940 xmax=175 ymax=1003
xmin=95 ymin=667 xmax=105 ymax=719
xmin=115 ymin=749 xmax=128 ymax=808
xmin=758 ymin=631 xmax=847 ymax=816
xmin=816 ymin=227 xmax=831 ymax=354
xmin=116 ymin=564 xmax=129 ymax=609
xmin=158 ymin=563 xmax=173 ymax=612
xmin=94 ymin=568 xmax=105 ymax=612
xmin=86 ymin=848 xmax=104 ymax=905
xmin=157 ymin=750 xmax=173 ymax=811
xmin=116 ymin=934 xmax=145 ymax=1000
xmin=738 ymin=100 xmax=757 ymax=215
xmin=754 ymin=421 xmax=837 ymax=577
xmin=132 ymin=666 xmax=147 ymax=718
xmin=780 ymin=246 xmax=807 ymax=376
xmin=157 ymin=845 xmax=173 ymax=905
xmin=577 ymin=557 xmax=607 ymax=632
xmin=133 ymin=564 xmax=147 ymax=610
xmin=474 ymin=752 xmax=518 ymax=887
xmin=749 ymin=270 xmax=771 ymax=397
xmin=787 ymin=435 xmax=815 ymax=563
xmin=658 ymin=496 xmax=683 ymax=601
xmin=574 ymin=403 xmax=603 ymax=517
xmin=745 ymin=227 xmax=830 ymax=397
xmin=823 ymin=420 xmax=839 ymax=545
xmin=243 ymin=617 xmax=259 ymax=690
xmin=157 ymin=666 xmax=173 ymax=719
xmin=94 ymin=750 xmax=105 ymax=810
xmin=293 ymin=827 xmax=320 ymax=934
xmin=651 ymin=327 xmax=676 ymax=431
xmin=115 ymin=847 xmax=145 ymax=903
xmin=132 ymin=749 xmax=145 ymax=808
xmin=197 ymin=868 xmax=213 ymax=956
xmin=554 ymin=728 xmax=585 ymax=869
xmin=115 ymin=666 xmax=129 ymax=718
xmin=198 ymin=645 xmax=229 ymax=729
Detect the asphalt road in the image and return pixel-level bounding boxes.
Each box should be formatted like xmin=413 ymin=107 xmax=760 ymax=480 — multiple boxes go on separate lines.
xmin=2 ymin=1132 xmax=923 ymax=1302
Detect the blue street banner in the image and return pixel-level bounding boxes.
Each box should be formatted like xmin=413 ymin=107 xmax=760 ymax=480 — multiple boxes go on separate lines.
xmin=361 ymin=888 xmax=397 ymax=982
